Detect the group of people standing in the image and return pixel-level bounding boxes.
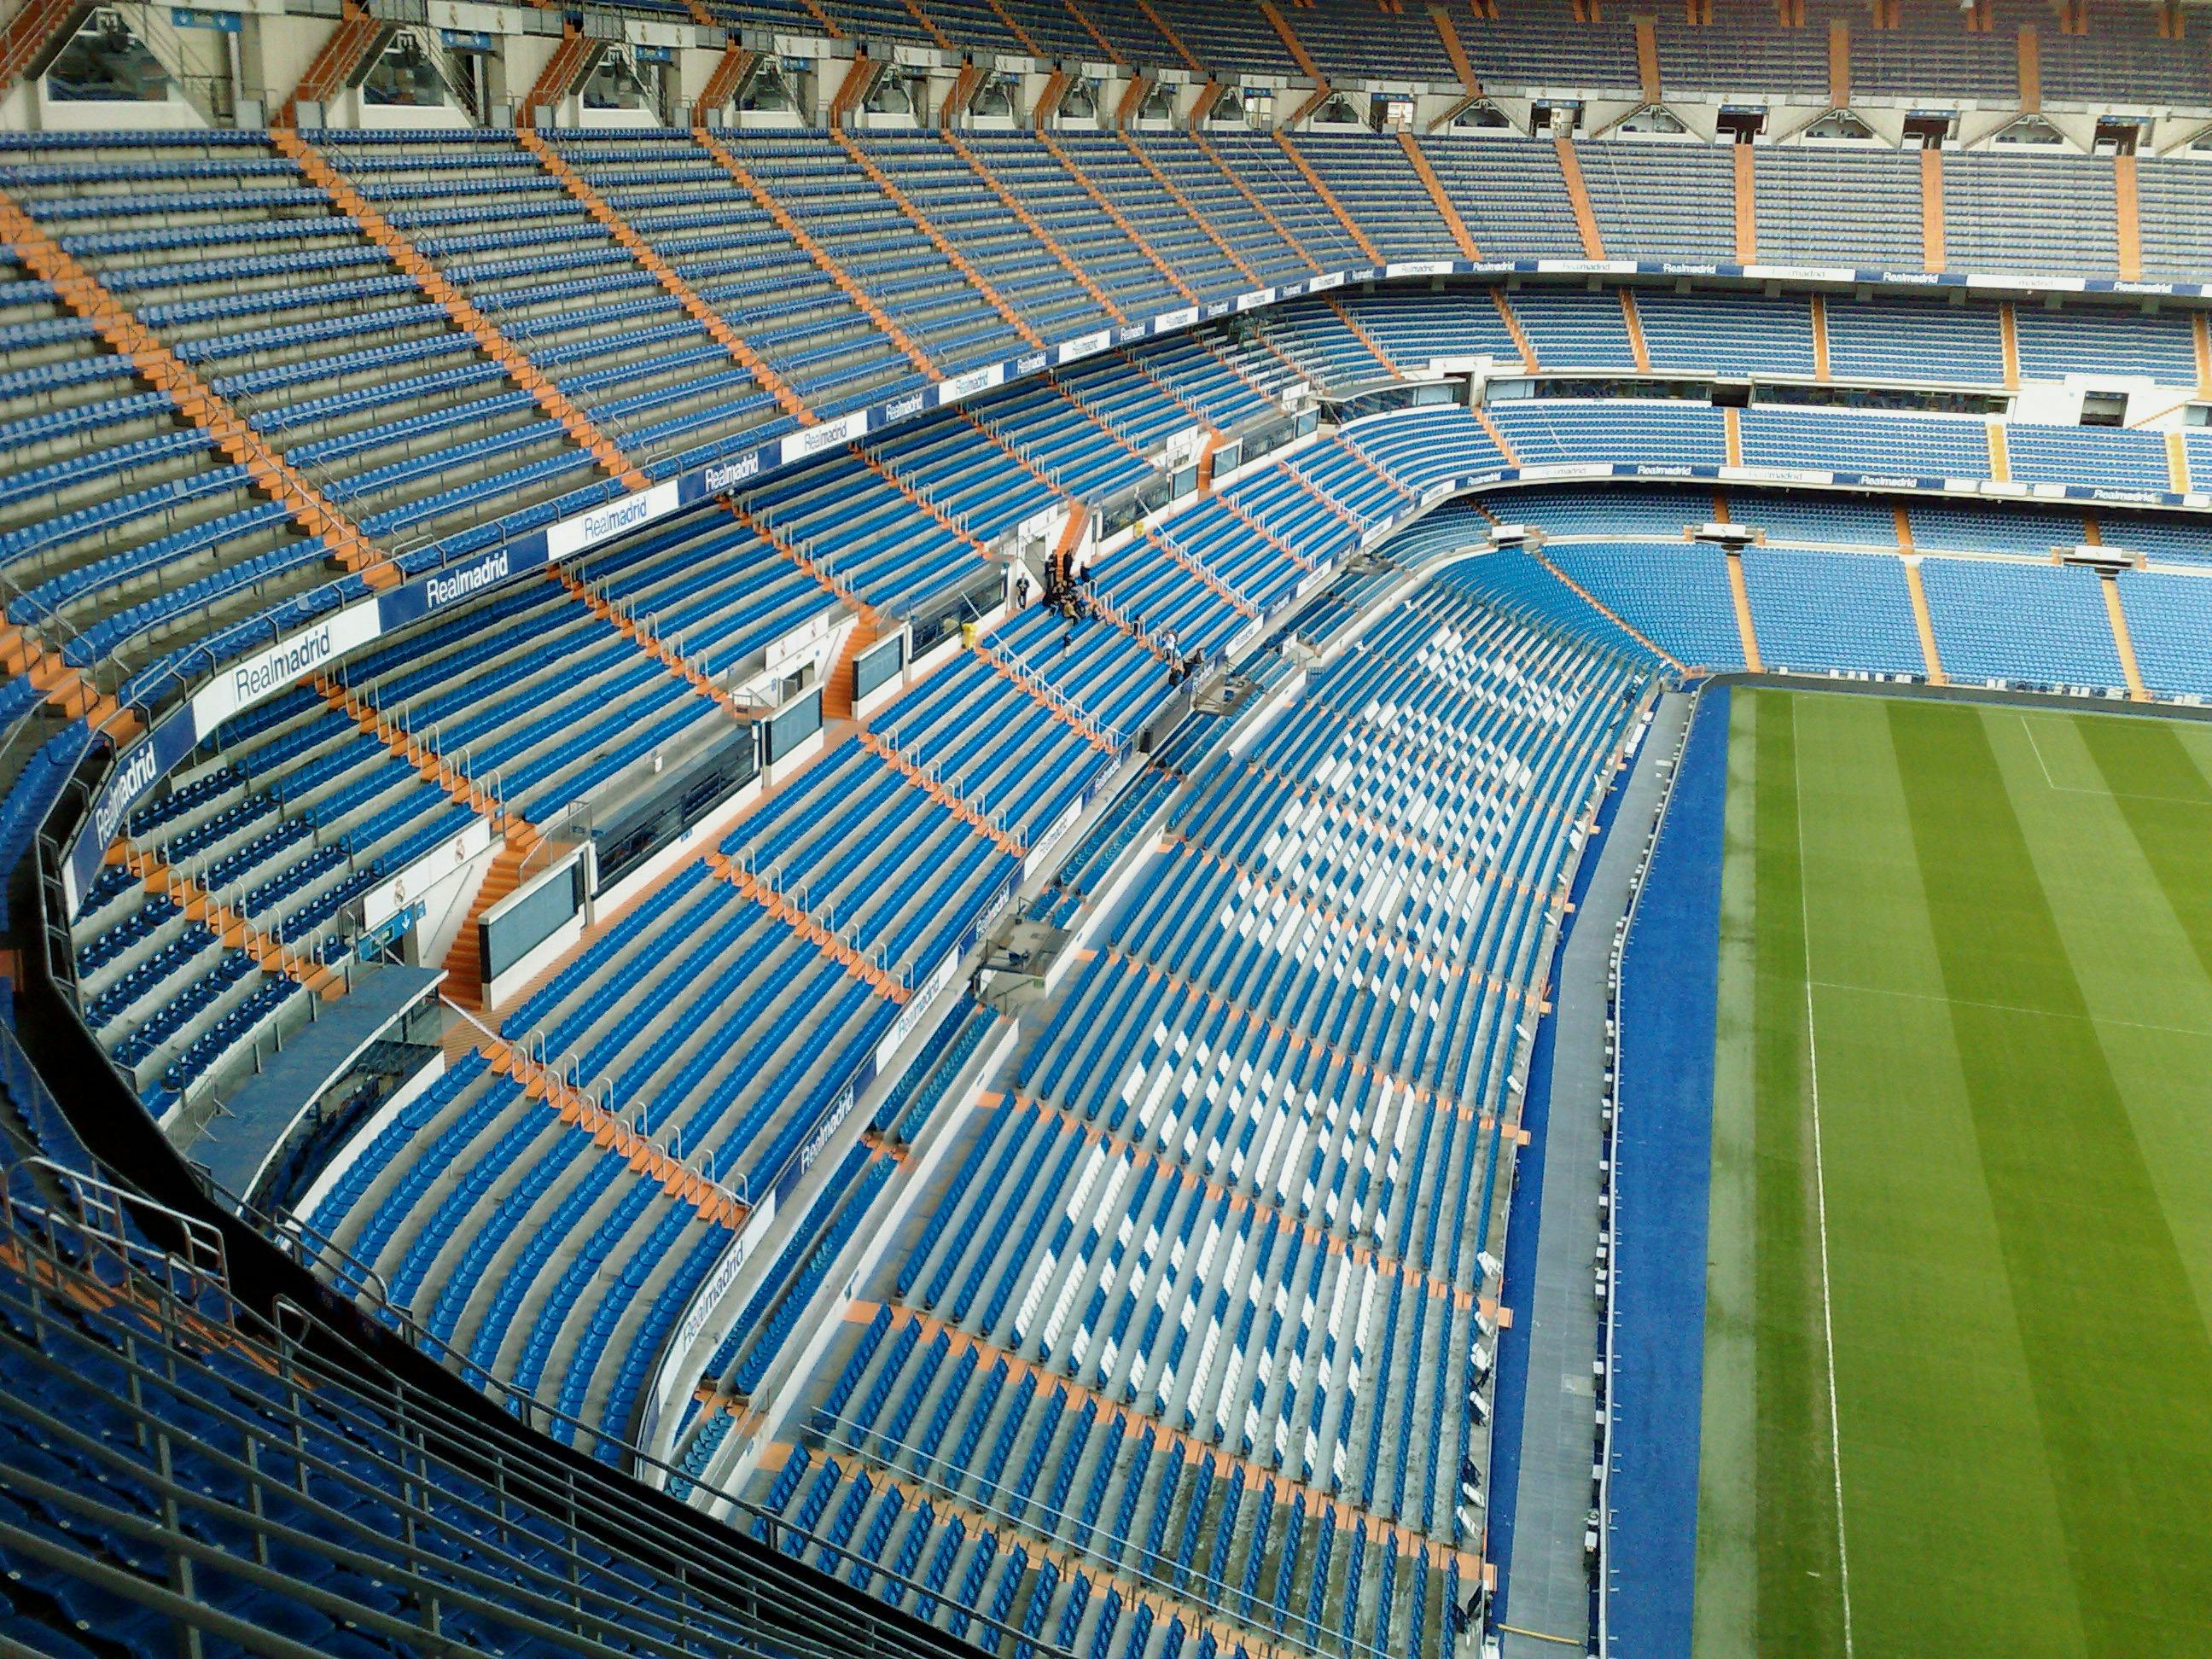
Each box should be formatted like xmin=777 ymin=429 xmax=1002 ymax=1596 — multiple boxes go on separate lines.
xmin=1016 ymin=554 xmax=1202 ymax=687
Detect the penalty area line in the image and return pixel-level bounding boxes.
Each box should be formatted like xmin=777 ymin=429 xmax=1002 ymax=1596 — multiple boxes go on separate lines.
xmin=2020 ymin=713 xmax=2212 ymax=806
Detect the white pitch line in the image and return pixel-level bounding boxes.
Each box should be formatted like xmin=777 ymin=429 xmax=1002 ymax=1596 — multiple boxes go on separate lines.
xmin=2020 ymin=713 xmax=2059 ymax=790
xmin=2020 ymin=713 xmax=2212 ymax=806
xmin=1809 ymin=978 xmax=2212 ymax=1043
xmin=1792 ymin=703 xmax=1855 ymax=1659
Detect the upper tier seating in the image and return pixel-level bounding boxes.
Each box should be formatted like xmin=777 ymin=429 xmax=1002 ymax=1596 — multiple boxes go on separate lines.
xmin=1825 ymin=299 xmax=2005 ymax=384
xmin=640 ymin=0 xmax=2212 ymax=110
xmin=12 ymin=20 xmax=2212 ymax=1650
xmin=318 ymin=131 xmax=795 ymax=477
xmin=1 ymin=132 xmax=606 ymax=567
xmin=1540 ymin=541 xmax=1748 ymax=670
xmin=8 ymin=126 xmax=2212 ymax=727
xmin=1740 ymin=544 xmax=1926 ymax=678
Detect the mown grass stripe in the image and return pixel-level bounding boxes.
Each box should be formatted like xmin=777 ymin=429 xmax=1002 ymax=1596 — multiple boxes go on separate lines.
xmin=2075 ymin=719 xmax=2212 ymax=988
xmin=1888 ymin=700 xmax=2212 ymax=1659
xmin=1747 ymin=693 xmax=1848 ymax=1659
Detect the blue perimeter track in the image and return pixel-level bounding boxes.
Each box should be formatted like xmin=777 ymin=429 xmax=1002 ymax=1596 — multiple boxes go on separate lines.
xmin=1605 ymin=686 xmax=1729 ymax=1659
xmin=1483 ymin=702 xmax=1642 ymax=1631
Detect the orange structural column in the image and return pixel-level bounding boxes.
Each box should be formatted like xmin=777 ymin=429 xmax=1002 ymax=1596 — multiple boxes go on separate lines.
xmin=1276 ymin=131 xmax=1385 ymax=263
xmin=1621 ymin=289 xmax=1652 ymax=372
xmin=1554 ymin=137 xmax=1607 ymax=258
xmin=1130 ymin=0 xmax=1204 ymax=72
xmin=693 ymin=127 xmax=940 ymax=381
xmin=0 ymin=182 xmax=398 ymax=590
xmin=1724 ymin=550 xmax=1762 ymax=672
xmin=1112 ymin=72 xmax=1152 ymax=129
xmin=1474 ymin=404 xmax=1522 ymax=465
xmin=275 ymin=129 xmax=647 ymax=492
xmin=827 ymin=55 xmax=882 ymax=127
xmin=1732 ymin=143 xmax=1756 ymax=263
xmin=2113 ymin=152 xmax=2142 ymax=281
xmin=1399 ymin=130 xmax=1480 ymax=258
xmin=1633 ymin=16 xmax=1662 ymax=102
xmin=1920 ymin=147 xmax=1946 ymax=272
xmin=1260 ymin=0 xmax=1330 ymax=84
xmin=1430 ymin=1 xmax=1481 ymax=91
xmin=989 ymin=0 xmax=1048 ymax=53
xmin=937 ymin=62 xmax=981 ymax=125
xmin=1054 ymin=0 xmax=1113 ymax=58
xmin=1028 ymin=67 xmax=1068 ymax=126
xmin=2100 ymin=573 xmax=2149 ymax=701
xmin=1492 ymin=289 xmax=1539 ymax=370
xmin=897 ymin=0 xmax=959 ymax=51
xmin=1902 ymin=556 xmax=1946 ymax=684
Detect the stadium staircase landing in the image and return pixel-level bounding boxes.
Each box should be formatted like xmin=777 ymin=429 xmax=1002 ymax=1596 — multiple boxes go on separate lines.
xmin=440 ymin=841 xmax=533 ymax=1010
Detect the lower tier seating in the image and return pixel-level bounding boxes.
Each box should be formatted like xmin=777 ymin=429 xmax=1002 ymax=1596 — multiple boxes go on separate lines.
xmin=725 ymin=576 xmax=1652 ymax=1659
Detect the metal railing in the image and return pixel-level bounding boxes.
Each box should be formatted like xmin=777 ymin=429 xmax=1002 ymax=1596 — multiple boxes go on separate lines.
xmin=803 ymin=1405 xmax=1408 ymax=1659
xmin=0 ymin=1138 xmax=1051 ymax=1659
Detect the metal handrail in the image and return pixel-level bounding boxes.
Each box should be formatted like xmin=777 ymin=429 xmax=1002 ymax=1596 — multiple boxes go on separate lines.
xmin=0 ymin=1176 xmax=1057 ymax=1659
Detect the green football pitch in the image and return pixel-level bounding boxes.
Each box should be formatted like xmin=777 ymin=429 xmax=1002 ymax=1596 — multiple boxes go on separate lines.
xmin=1691 ymin=689 xmax=2212 ymax=1659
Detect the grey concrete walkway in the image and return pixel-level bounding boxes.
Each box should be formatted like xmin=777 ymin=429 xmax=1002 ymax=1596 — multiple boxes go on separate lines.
xmin=1501 ymin=690 xmax=1691 ymax=1659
